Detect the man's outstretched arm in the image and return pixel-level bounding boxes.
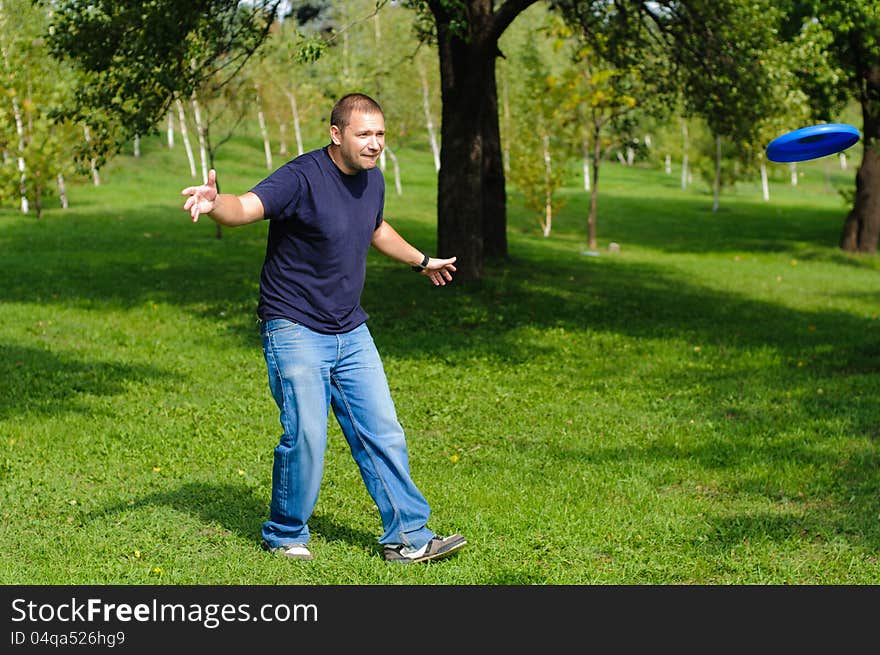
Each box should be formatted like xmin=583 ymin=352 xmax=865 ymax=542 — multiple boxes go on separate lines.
xmin=181 ymin=169 xmax=265 ymax=227
xmin=371 ymin=220 xmax=457 ymax=286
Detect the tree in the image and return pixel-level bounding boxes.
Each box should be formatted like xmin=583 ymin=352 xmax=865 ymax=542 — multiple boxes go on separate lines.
xmin=408 ymin=0 xmax=540 ymax=281
xmin=503 ymin=7 xmax=572 ymax=238
xmin=553 ymin=0 xmax=792 ymax=218
xmin=405 ymin=0 xmax=792 ymax=279
xmin=41 ymin=0 xmax=283 ymax=170
xmin=0 ymin=0 xmax=80 ymax=217
xmin=782 ymin=1 xmax=880 ymax=253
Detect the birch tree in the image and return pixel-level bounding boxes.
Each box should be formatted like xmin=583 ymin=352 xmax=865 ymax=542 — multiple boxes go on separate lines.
xmin=0 ymin=0 xmax=80 ymax=217
xmin=780 ymin=1 xmax=880 ymax=253
xmin=0 ymin=0 xmax=28 ymax=212
xmin=503 ymin=9 xmax=571 ymax=238
xmin=42 ymin=0 xmax=283 ymax=169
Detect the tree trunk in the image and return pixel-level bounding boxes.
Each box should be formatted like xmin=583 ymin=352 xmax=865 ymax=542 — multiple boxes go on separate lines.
xmin=840 ymin=99 xmax=880 ymax=253
xmin=279 ymin=122 xmax=288 ymax=157
xmin=286 ymin=91 xmax=304 ymax=156
xmin=681 ymin=121 xmax=689 ymax=190
xmin=191 ymin=92 xmax=209 ymax=183
xmin=419 ymin=63 xmax=441 ymax=172
xmin=541 ymin=133 xmax=552 ymax=237
xmin=480 ymin=51 xmax=507 ymax=262
xmin=83 ymin=125 xmax=100 ymax=186
xmin=712 ymin=134 xmax=721 ymax=212
xmin=57 ymin=173 xmax=68 ymax=209
xmin=255 ymin=85 xmax=272 ymax=170
xmin=760 ymin=160 xmax=769 ymax=201
xmin=583 ymin=140 xmax=591 ymax=191
xmin=385 ymin=145 xmax=403 ymax=196
xmin=0 ymin=8 xmax=28 ymax=213
xmin=588 ymin=125 xmax=601 ymax=251
xmin=175 ymin=96 xmax=197 ymax=178
xmin=431 ymin=0 xmax=533 ymax=280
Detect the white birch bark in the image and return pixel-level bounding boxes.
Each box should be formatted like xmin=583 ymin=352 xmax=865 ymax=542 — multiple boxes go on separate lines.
xmin=839 ymin=152 xmax=847 ymax=170
xmin=712 ymin=134 xmax=721 ymax=212
xmin=286 ymin=91 xmax=304 ymax=156
xmin=616 ymin=151 xmax=627 ymax=165
xmin=664 ymin=154 xmax=671 ymax=175
xmin=760 ymin=161 xmax=770 ymax=201
xmin=83 ymin=125 xmax=100 ymax=186
xmin=133 ymin=134 xmax=140 ymax=158
xmin=419 ymin=64 xmax=441 ymax=172
xmin=789 ymin=162 xmax=798 ymax=187
xmin=175 ymin=96 xmax=197 ymax=178
xmin=191 ymin=92 xmax=209 ymax=183
xmin=384 ymin=145 xmax=402 ymax=196
xmin=255 ymin=85 xmax=272 ymax=170
xmin=57 ymin=173 xmax=68 ymax=209
xmin=582 ymin=140 xmax=591 ymax=191
xmin=12 ymin=93 xmax=27 ymax=210
xmin=279 ymin=122 xmax=288 ymax=157
xmin=542 ymin=134 xmax=552 ymax=237
xmin=167 ymin=112 xmax=174 ymax=148
xmin=681 ymin=121 xmax=689 ymax=190
xmin=0 ymin=7 xmax=28 ymax=213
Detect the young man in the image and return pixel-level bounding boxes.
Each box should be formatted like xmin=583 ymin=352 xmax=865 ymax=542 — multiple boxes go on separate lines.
xmin=180 ymin=93 xmax=466 ymax=564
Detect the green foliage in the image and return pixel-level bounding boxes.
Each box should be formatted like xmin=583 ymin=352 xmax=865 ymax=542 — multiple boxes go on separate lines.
xmin=551 ymin=0 xmax=783 ymax=144
xmin=404 ymin=0 xmax=470 ymax=44
xmin=40 ymin=0 xmax=283 ymax=166
xmin=503 ymin=8 xmax=571 ymax=232
xmin=0 ymin=0 xmax=86 ymax=214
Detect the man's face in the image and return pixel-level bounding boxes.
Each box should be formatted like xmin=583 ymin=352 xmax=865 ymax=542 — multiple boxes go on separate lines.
xmin=330 ymin=110 xmax=385 ymax=175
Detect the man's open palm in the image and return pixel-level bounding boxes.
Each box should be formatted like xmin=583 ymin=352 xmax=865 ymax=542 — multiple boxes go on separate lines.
xmin=181 ymin=169 xmax=218 ymax=222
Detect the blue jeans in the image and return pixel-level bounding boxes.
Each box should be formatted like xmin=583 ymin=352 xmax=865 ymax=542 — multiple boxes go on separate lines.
xmin=259 ymin=318 xmax=435 ymax=550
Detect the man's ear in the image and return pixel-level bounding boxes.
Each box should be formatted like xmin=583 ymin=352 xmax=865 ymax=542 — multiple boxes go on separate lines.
xmin=330 ymin=125 xmax=342 ymax=146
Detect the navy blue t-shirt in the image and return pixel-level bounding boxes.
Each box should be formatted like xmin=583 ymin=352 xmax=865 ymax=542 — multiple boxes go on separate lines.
xmin=250 ymin=146 xmax=385 ymax=334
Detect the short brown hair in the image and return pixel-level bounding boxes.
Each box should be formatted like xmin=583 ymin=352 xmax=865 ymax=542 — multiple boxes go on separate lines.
xmin=330 ymin=93 xmax=384 ymax=131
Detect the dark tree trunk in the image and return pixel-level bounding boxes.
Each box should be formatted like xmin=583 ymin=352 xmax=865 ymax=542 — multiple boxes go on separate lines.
xmin=840 ymin=71 xmax=880 ymax=253
xmin=430 ymin=0 xmax=535 ymax=280
xmin=481 ymin=59 xmax=508 ymax=261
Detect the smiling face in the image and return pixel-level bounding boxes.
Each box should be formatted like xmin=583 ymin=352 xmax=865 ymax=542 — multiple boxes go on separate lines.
xmin=328 ymin=110 xmax=385 ymax=175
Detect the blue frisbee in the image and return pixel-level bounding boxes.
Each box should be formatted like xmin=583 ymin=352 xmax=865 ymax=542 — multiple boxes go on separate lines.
xmin=766 ymin=123 xmax=860 ymax=163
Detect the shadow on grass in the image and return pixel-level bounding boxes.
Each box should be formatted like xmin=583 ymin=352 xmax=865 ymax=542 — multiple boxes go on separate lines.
xmin=91 ymin=482 xmax=378 ymax=551
xmin=0 ymin=343 xmax=169 ymax=420
xmin=3 ymin=202 xmax=879 ymax=554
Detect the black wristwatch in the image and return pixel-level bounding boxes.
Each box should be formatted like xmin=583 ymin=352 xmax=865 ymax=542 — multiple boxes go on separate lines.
xmin=411 ymin=253 xmax=430 ymax=272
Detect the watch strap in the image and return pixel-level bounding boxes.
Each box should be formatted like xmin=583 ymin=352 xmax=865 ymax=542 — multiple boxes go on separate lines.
xmin=411 ymin=253 xmax=430 ymax=272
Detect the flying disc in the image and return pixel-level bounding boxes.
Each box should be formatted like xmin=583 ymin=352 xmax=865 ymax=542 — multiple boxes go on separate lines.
xmin=766 ymin=123 xmax=860 ymax=163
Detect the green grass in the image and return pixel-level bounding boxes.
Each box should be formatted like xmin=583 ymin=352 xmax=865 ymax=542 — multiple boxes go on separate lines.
xmin=1 ymin=133 xmax=878 ymax=585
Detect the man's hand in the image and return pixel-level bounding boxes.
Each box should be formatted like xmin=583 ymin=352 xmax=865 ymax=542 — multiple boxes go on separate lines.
xmin=421 ymin=256 xmax=457 ymax=286
xmin=181 ymin=169 xmax=218 ymax=222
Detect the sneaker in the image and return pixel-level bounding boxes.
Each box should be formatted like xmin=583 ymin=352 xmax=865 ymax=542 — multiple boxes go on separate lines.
xmin=383 ymin=534 xmax=467 ymax=563
xmin=261 ymin=539 xmax=313 ymax=561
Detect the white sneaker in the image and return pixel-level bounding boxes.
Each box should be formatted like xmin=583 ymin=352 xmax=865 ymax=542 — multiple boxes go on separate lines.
xmin=383 ymin=534 xmax=467 ymax=563
xmin=262 ymin=540 xmax=313 ymax=561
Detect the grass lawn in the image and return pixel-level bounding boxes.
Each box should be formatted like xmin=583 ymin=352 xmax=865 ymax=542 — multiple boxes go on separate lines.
xmin=1 ymin=133 xmax=878 ymax=585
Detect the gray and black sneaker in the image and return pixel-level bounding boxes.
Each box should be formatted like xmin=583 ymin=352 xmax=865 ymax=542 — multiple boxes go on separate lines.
xmin=383 ymin=534 xmax=467 ymax=563
xmin=261 ymin=539 xmax=313 ymax=561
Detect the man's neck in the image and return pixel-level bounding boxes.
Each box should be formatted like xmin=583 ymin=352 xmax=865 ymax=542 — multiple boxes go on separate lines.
xmin=327 ymin=144 xmax=355 ymax=175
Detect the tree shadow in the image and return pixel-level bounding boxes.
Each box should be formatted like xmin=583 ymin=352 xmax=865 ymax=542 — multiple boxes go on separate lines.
xmin=0 ymin=343 xmax=169 ymax=420
xmin=89 ymin=482 xmax=377 ymax=550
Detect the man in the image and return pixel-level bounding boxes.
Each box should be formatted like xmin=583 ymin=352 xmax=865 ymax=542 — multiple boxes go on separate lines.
xmin=180 ymin=93 xmax=466 ymax=564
